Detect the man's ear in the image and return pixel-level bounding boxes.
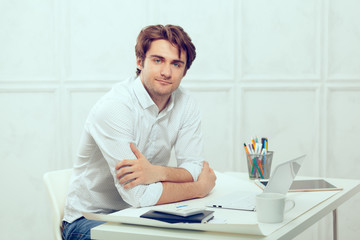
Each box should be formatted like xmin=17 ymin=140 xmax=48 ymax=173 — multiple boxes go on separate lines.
xmin=136 ymin=57 xmax=143 ymax=70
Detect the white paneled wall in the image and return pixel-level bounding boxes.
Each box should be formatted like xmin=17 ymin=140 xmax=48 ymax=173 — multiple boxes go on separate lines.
xmin=0 ymin=0 xmax=359 ymax=239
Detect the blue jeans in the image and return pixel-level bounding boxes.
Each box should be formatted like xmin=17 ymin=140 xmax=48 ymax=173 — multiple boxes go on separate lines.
xmin=62 ymin=217 xmax=105 ymax=240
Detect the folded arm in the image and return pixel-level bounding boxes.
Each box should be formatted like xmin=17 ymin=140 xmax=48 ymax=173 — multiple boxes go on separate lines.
xmin=115 ymin=143 xmax=194 ymax=189
xmin=115 ymin=143 xmax=216 ymax=204
xmin=156 ymin=161 xmax=216 ymax=204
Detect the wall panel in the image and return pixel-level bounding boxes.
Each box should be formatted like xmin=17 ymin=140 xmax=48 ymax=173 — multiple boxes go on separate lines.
xmin=241 ymin=0 xmax=320 ymax=80
xmin=67 ymin=0 xmax=148 ymax=81
xmin=0 ymin=89 xmax=58 ymax=239
xmin=0 ymin=0 xmax=56 ymax=81
xmin=327 ymin=87 xmax=360 ymax=177
xmin=66 ymin=87 xmax=111 ymax=163
xmin=328 ymin=0 xmax=360 ymax=80
xmin=186 ymin=85 xmax=235 ymax=172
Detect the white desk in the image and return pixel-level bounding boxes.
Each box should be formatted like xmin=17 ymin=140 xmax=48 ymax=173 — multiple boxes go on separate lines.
xmin=90 ymin=173 xmax=360 ymax=240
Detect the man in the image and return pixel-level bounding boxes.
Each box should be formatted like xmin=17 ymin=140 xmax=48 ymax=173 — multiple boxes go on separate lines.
xmin=62 ymin=24 xmax=216 ymax=240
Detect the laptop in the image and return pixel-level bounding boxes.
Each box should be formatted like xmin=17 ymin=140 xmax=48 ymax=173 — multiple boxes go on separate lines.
xmin=208 ymin=154 xmax=306 ymax=211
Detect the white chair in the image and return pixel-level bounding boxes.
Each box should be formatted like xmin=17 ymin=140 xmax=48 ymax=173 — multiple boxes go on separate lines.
xmin=43 ymin=169 xmax=73 ymax=240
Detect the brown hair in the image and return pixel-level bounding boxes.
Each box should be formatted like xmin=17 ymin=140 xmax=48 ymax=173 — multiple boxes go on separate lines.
xmin=135 ymin=24 xmax=196 ymax=76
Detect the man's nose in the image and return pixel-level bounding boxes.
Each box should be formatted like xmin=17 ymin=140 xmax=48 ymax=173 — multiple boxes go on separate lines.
xmin=160 ymin=63 xmax=171 ymax=79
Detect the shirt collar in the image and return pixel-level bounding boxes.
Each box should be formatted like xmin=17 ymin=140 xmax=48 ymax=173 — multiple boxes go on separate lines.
xmin=133 ymin=76 xmax=156 ymax=110
xmin=133 ymin=76 xmax=176 ymax=114
xmin=165 ymin=92 xmax=175 ymax=113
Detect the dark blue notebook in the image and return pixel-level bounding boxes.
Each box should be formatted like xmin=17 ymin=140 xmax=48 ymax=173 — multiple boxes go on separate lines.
xmin=140 ymin=210 xmax=214 ymax=224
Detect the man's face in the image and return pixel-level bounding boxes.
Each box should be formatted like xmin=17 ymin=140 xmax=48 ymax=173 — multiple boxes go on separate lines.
xmin=137 ymin=39 xmax=187 ymax=102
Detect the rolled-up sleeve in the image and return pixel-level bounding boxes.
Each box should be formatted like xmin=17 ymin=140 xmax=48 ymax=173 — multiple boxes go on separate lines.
xmin=174 ymin=98 xmax=204 ymax=181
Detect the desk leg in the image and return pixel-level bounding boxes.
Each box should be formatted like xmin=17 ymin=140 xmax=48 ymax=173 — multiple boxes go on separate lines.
xmin=333 ymin=209 xmax=338 ymax=240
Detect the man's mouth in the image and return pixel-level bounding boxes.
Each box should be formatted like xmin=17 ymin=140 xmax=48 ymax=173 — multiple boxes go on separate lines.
xmin=156 ymin=79 xmax=172 ymax=85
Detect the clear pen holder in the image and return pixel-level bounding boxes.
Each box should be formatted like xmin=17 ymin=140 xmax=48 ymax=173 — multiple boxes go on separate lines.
xmin=246 ymin=151 xmax=274 ymax=179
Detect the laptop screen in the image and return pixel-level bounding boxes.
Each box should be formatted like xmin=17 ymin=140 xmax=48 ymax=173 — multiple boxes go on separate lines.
xmin=263 ymin=155 xmax=305 ymax=195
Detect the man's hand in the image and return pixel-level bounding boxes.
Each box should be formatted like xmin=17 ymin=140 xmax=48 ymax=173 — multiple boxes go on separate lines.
xmin=115 ymin=143 xmax=161 ymax=189
xmin=156 ymin=161 xmax=216 ymax=205
xmin=195 ymin=161 xmax=216 ymax=198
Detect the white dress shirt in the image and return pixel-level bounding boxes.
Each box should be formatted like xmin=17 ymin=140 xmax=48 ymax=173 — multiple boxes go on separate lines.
xmin=63 ymin=76 xmax=204 ymax=223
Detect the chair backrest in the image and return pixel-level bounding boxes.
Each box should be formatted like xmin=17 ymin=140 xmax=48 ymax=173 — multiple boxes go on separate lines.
xmin=43 ymin=169 xmax=73 ymax=240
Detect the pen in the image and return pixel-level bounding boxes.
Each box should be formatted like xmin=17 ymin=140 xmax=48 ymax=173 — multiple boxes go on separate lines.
xmin=244 ymin=143 xmax=253 ymax=168
xmin=261 ymin=148 xmax=266 ymax=176
xmin=255 ymin=145 xmax=264 ymax=177
xmin=263 ymin=138 xmax=268 ymax=151
xmin=248 ymin=144 xmax=254 ymax=154
xmin=252 ymin=138 xmax=256 ymax=150
xmin=243 ymin=143 xmax=249 ymax=154
xmin=258 ymin=143 xmax=263 ymax=154
xmin=176 ymin=205 xmax=188 ymax=208
xmin=258 ymin=160 xmax=264 ymax=174
xmin=250 ymin=157 xmax=256 ymax=176
xmin=253 ymin=157 xmax=264 ymax=179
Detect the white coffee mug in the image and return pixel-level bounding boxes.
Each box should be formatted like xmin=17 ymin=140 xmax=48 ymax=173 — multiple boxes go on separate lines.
xmin=256 ymin=193 xmax=295 ymax=223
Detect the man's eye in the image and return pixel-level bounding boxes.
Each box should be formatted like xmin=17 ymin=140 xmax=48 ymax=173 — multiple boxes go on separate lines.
xmin=173 ymin=63 xmax=181 ymax=68
xmin=154 ymin=59 xmax=161 ymax=63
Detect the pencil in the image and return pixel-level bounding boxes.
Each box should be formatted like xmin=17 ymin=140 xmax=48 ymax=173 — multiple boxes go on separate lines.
xmin=244 ymin=144 xmax=252 ymax=169
xmin=258 ymin=158 xmax=265 ymax=178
